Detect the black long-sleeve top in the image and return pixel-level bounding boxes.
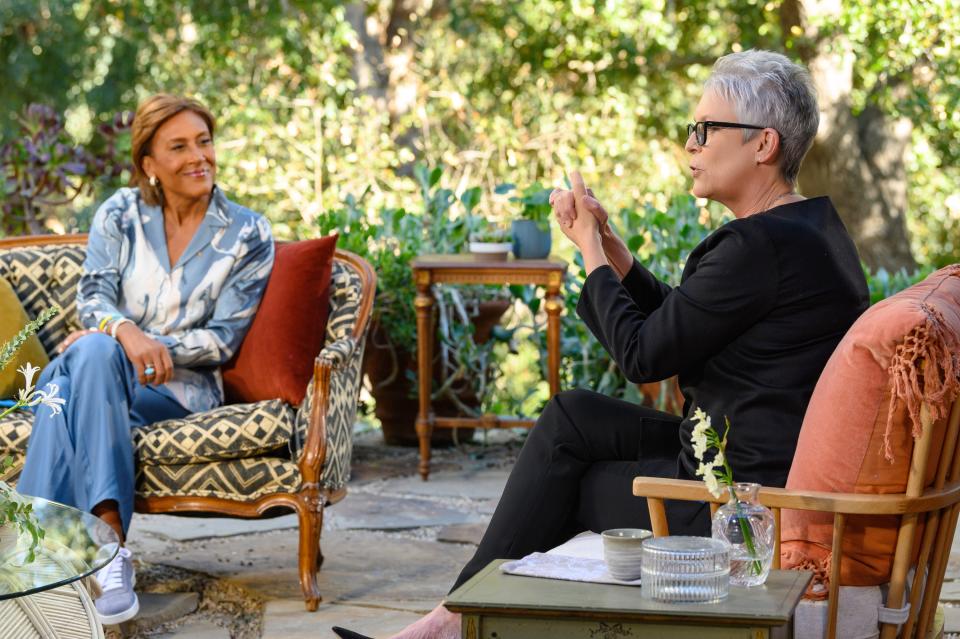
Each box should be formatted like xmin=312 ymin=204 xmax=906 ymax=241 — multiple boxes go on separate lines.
xmin=577 ymin=196 xmax=869 ymax=487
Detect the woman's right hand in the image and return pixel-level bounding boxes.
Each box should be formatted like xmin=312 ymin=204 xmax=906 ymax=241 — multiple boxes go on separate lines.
xmin=114 ymin=323 xmax=175 ymax=386
xmin=57 ymin=328 xmax=100 ymax=354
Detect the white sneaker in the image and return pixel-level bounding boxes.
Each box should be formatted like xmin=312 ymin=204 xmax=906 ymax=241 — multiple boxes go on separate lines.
xmin=94 ymin=546 xmax=139 ymax=624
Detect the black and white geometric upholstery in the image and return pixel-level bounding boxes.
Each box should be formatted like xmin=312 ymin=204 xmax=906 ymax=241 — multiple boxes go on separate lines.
xmin=137 ymin=457 xmax=302 ymax=501
xmin=0 ymin=242 xmax=366 ymax=502
xmin=0 ymin=244 xmax=86 ymax=354
xmin=134 ymin=399 xmax=295 ymax=466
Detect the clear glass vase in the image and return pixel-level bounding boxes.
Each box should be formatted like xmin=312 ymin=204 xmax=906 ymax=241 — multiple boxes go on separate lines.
xmin=711 ymin=482 xmax=775 ymax=587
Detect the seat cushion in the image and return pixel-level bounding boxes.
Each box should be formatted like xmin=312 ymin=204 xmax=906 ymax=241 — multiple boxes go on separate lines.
xmin=782 ymin=265 xmax=960 ymax=590
xmin=136 ymin=457 xmax=301 ymax=501
xmin=0 ymin=411 xmax=32 ymax=458
xmin=1 ymin=399 xmax=295 ymax=470
xmin=132 ymin=399 xmax=295 ymax=466
xmin=221 ymin=235 xmax=339 ymax=406
xmin=3 ymin=444 xmax=302 ymax=503
xmin=0 ymin=278 xmax=49 ymax=399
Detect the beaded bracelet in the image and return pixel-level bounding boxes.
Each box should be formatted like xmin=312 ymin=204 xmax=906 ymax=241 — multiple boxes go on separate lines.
xmin=98 ymin=315 xmax=115 ymax=332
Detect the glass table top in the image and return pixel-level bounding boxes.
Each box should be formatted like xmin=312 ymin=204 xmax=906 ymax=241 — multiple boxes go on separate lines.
xmin=0 ymin=495 xmax=119 ymax=600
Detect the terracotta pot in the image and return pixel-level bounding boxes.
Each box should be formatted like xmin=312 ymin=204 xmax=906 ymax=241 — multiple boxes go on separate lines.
xmin=363 ymin=299 xmax=511 ymax=446
xmin=636 ymin=376 xmax=684 ymax=416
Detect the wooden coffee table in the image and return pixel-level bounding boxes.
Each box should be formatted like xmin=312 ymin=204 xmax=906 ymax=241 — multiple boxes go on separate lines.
xmin=445 ymin=559 xmax=812 ymax=638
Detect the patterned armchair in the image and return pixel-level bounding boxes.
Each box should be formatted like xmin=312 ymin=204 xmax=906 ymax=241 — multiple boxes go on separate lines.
xmin=0 ymin=234 xmax=375 ymax=611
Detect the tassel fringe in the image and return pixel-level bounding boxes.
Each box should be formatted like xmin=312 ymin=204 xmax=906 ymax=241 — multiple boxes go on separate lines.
xmin=884 ymin=297 xmax=960 ymax=462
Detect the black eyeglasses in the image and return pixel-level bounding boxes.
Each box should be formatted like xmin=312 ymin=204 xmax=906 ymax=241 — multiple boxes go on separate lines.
xmin=686 ymin=120 xmax=767 ymax=146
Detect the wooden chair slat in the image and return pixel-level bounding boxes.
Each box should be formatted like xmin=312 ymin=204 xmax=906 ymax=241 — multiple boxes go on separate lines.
xmin=826 ymin=512 xmax=846 ymax=639
xmin=648 ymin=498 xmax=669 ymax=537
xmin=880 ymin=405 xmax=935 ymax=639
xmin=773 ymin=507 xmax=782 ymax=570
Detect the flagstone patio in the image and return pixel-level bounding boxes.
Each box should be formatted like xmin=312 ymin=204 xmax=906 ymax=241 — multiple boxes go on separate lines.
xmin=115 ymin=427 xmax=520 ymax=638
xmin=109 ymin=425 xmax=960 ymax=638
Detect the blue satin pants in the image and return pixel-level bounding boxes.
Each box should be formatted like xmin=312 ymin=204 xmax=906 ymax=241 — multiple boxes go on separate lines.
xmin=17 ymin=333 xmax=188 ymax=534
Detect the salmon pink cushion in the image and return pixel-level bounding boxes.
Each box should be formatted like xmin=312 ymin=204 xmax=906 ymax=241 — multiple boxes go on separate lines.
xmin=221 ymin=235 xmax=338 ymax=405
xmin=781 ymin=265 xmax=960 ymax=593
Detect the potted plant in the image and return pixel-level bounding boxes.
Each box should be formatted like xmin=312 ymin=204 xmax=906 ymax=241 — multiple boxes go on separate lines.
xmin=500 ymin=182 xmax=553 ymax=259
xmin=0 ymin=306 xmax=61 ymax=562
xmin=468 ymin=226 xmax=512 ymax=261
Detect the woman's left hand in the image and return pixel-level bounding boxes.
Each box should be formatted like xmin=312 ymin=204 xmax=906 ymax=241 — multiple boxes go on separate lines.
xmin=115 ymin=322 xmax=176 ymax=386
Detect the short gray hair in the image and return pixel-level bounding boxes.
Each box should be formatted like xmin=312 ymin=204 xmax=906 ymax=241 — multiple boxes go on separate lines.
xmin=704 ymin=50 xmax=819 ymax=186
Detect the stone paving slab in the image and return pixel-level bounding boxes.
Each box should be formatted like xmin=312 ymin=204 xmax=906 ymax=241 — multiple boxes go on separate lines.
xmin=369 ymin=467 xmax=509 ymax=501
xmin=946 ymin=604 xmax=960 ymax=633
xmin=117 ymin=592 xmax=199 ymax=634
xmin=263 ymin=599 xmax=422 ymax=639
xmin=324 ymin=492 xmax=485 ymax=531
xmin=942 ymin=581 xmax=960 ymax=603
xmin=132 ymin=526 xmax=474 ymax=603
xmin=155 ymin=618 xmax=231 ymax=638
xmin=129 ymin=513 xmax=299 ymax=541
xmin=437 ymin=522 xmax=488 ymax=545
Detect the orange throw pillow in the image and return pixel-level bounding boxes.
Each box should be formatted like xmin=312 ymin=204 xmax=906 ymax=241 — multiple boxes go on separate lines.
xmin=221 ymin=235 xmax=338 ymax=405
xmin=781 ymin=265 xmax=960 ymax=594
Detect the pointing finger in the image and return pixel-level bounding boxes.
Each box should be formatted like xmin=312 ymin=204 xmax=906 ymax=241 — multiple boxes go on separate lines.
xmin=570 ymin=171 xmax=591 ymax=224
xmin=571 ymin=171 xmax=587 ymax=205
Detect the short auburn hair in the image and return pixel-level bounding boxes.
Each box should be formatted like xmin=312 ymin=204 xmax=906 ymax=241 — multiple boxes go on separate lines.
xmin=130 ymin=94 xmax=216 ymax=206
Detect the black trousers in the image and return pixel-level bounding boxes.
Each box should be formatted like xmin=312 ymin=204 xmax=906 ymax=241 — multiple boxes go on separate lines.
xmin=450 ymin=388 xmax=710 ymax=592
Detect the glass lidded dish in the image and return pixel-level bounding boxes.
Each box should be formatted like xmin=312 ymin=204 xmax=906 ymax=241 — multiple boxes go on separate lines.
xmin=640 ymin=536 xmax=730 ymax=603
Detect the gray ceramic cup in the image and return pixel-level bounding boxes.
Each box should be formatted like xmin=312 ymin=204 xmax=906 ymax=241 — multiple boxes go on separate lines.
xmin=602 ymin=528 xmax=653 ymax=581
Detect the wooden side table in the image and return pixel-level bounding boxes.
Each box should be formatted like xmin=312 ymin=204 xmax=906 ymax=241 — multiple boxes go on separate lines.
xmin=445 ymin=559 xmax=812 ymax=638
xmin=412 ymin=254 xmax=568 ymax=480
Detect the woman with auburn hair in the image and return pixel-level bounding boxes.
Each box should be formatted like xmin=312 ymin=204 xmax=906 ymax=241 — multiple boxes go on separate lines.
xmin=18 ymin=94 xmax=274 ymax=624
xmin=335 ymin=49 xmax=870 ymax=639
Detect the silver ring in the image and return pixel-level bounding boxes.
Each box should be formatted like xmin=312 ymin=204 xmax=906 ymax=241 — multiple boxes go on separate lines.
xmin=144 ymin=366 xmax=156 ymax=376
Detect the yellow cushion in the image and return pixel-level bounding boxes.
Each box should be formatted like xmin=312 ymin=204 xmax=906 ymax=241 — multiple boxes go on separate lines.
xmin=0 ymin=278 xmax=49 ymax=399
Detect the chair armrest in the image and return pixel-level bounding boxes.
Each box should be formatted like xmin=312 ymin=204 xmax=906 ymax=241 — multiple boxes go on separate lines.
xmin=317 ymin=336 xmax=358 ymax=368
xmin=294 ymin=334 xmax=367 ymax=490
xmin=632 ymin=477 xmax=960 ymax=517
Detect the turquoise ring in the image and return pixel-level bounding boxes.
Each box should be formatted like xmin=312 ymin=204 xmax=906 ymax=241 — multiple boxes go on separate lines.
xmin=144 ymin=365 xmax=156 ymax=377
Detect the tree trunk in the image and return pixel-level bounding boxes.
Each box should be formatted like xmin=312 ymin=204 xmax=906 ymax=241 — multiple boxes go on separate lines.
xmin=346 ymin=1 xmax=439 ymax=173
xmin=784 ymin=0 xmax=915 ymax=271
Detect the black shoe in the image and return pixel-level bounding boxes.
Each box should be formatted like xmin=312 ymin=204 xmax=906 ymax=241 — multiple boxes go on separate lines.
xmin=332 ymin=627 xmax=375 ymax=639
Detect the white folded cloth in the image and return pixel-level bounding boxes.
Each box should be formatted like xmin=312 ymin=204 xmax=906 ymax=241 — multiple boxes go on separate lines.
xmin=500 ymin=552 xmax=641 ymax=586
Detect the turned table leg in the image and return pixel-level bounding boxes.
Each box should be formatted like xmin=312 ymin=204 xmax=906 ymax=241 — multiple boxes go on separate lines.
xmin=414 ymin=273 xmax=435 ymax=480
xmin=545 ymin=274 xmax=563 ymax=398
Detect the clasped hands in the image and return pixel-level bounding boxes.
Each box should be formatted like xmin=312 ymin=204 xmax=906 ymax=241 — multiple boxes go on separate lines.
xmin=550 ymin=171 xmax=632 ymax=278
xmin=549 ymin=171 xmax=610 ymax=249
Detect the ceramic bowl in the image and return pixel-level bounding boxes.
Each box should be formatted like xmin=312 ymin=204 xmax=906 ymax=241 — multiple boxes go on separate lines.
xmin=601 ymin=528 xmax=652 ymax=581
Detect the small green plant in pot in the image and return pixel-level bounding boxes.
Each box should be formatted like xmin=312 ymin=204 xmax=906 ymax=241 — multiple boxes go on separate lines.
xmin=469 ymin=225 xmax=512 ymax=261
xmin=0 ymin=306 xmax=62 ymax=563
xmin=501 ymin=182 xmax=553 ymax=259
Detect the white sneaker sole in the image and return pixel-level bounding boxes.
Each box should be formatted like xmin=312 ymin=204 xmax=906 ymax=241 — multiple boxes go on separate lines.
xmin=96 ymin=593 xmax=140 ymax=625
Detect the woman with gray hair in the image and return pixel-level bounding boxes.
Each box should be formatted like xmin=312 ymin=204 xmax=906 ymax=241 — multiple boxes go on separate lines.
xmin=334 ymin=49 xmax=868 ymax=639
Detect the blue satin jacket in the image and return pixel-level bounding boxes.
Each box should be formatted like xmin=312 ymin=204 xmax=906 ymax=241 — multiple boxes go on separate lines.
xmin=77 ymin=187 xmax=274 ymax=412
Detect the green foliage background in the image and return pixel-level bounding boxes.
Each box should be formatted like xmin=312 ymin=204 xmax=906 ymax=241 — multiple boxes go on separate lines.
xmin=2 ymin=1 xmax=956 ymax=262
xmin=2 ymin=0 xmax=957 ymax=417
